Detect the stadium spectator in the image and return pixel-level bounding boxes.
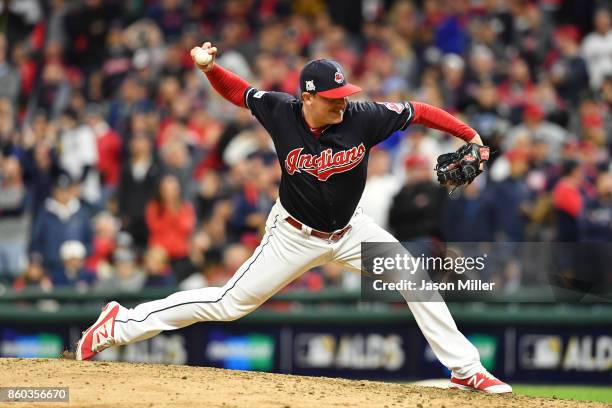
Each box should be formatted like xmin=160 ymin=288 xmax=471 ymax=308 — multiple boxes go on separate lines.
xmin=0 ymin=34 xmax=20 ymax=105
xmin=86 ymin=211 xmax=120 ymax=275
xmin=580 ymin=171 xmax=612 ymax=242
xmin=464 ymin=81 xmax=507 ymax=142
xmin=389 ymin=154 xmax=445 ymax=242
xmin=147 ymin=0 xmax=187 ymax=39
xmin=228 ymin=158 xmax=277 ymax=241
xmin=64 ymin=0 xmax=118 ymax=72
xmin=30 ymin=172 xmax=93 ymax=279
xmin=359 ymin=148 xmax=401 ymax=230
xmin=576 ymin=171 xmax=612 ymax=292
xmin=179 ymin=263 xmax=209 ymax=291
xmin=56 ymin=240 xmax=96 ymax=288
xmin=12 ymin=41 xmax=37 ymax=106
xmin=95 ymin=248 xmax=145 ymax=292
xmin=118 ymin=132 xmax=161 ymax=250
xmin=46 ymin=0 xmax=70 ymax=50
xmin=193 ymin=169 xmax=232 ymax=222
xmin=57 ymin=108 xmax=100 ymax=205
xmin=204 ymin=243 xmax=251 ymax=288
xmin=30 ymin=41 xmax=72 ymax=121
xmin=553 ymin=160 xmax=584 ymax=242
xmin=12 ymin=253 xmax=52 ymax=292
xmin=550 ymin=25 xmax=590 ymax=106
xmin=107 ymin=76 xmax=152 ymax=136
xmin=393 ymin=125 xmax=446 ymax=182
xmin=442 ymin=179 xmax=493 ymax=242
xmin=439 ymin=53 xmax=470 ymax=111
xmin=145 ymin=174 xmax=196 ymax=281
xmin=514 ymin=4 xmax=553 ymax=72
xmin=496 ymin=57 xmax=536 ymax=122
xmin=142 ymin=245 xmax=175 ymax=287
xmin=85 ymin=105 xmax=122 ymax=203
xmin=504 ymin=103 xmax=567 ymax=162
xmin=0 ymin=98 xmax=19 ymax=156
xmin=0 ymin=156 xmax=29 ymax=279
xmin=193 ymin=203 xmax=232 ymax=267
xmin=21 ymin=140 xmax=56 ymax=216
xmin=489 ymin=148 xmax=534 ymax=242
xmin=160 ymin=139 xmax=194 ymax=196
xmin=601 ymin=74 xmax=612 ymax=132
xmin=581 ymin=8 xmax=612 ymax=90
xmin=466 ymin=45 xmax=499 ymax=88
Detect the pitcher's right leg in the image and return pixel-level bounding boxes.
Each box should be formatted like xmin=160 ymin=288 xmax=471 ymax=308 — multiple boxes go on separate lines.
xmin=77 ymin=205 xmax=331 ymax=359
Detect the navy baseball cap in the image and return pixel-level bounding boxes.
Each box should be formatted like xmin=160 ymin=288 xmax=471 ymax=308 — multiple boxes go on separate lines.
xmin=300 ymin=59 xmax=362 ymax=99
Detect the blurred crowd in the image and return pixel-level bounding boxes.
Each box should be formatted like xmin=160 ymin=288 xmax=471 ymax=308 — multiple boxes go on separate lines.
xmin=0 ymin=0 xmax=611 ymax=294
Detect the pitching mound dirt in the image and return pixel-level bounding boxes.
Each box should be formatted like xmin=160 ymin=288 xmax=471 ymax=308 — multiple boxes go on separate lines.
xmin=0 ymin=358 xmax=605 ymax=407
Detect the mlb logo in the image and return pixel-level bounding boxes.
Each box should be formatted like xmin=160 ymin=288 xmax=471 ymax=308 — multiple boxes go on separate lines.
xmin=334 ymin=71 xmax=344 ymax=84
xmin=305 ymin=80 xmax=316 ymax=92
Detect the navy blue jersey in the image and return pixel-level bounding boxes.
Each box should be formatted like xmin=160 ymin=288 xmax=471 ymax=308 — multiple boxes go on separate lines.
xmin=245 ymin=88 xmax=414 ymax=232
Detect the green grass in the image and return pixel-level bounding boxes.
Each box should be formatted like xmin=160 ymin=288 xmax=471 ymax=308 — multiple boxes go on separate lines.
xmin=512 ymin=384 xmax=612 ymax=403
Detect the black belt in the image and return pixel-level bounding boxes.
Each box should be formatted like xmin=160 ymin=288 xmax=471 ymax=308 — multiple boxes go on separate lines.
xmin=285 ymin=216 xmax=352 ymax=242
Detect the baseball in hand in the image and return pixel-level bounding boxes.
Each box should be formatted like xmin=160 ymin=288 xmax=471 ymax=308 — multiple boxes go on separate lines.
xmin=192 ymin=47 xmax=213 ymax=66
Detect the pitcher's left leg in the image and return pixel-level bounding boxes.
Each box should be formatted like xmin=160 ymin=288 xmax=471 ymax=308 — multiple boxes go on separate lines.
xmin=332 ymin=210 xmax=483 ymax=378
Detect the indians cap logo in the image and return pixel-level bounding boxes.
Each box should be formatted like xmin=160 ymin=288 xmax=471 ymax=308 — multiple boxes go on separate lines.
xmin=334 ymin=71 xmax=344 ymax=84
xmin=285 ymin=144 xmax=366 ymax=181
xmin=305 ymin=80 xmax=316 ymax=92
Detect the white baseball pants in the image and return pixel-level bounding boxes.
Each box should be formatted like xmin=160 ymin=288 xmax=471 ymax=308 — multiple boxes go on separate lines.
xmin=113 ymin=199 xmax=483 ymax=378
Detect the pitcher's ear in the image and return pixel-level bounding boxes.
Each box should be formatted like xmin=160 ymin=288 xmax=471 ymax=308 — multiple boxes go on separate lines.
xmin=301 ymin=92 xmax=314 ymax=104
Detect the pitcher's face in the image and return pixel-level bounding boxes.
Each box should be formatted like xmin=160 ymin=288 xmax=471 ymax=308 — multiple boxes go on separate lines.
xmin=303 ymin=92 xmax=348 ymax=126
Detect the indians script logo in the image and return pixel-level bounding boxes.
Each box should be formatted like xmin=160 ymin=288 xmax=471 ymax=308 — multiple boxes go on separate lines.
xmin=285 ymin=144 xmax=366 ymax=181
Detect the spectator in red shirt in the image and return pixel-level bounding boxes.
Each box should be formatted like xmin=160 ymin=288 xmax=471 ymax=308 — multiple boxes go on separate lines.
xmin=85 ymin=105 xmax=122 ymax=204
xmin=145 ymin=174 xmax=196 ymax=282
xmin=85 ymin=211 xmax=120 ymax=275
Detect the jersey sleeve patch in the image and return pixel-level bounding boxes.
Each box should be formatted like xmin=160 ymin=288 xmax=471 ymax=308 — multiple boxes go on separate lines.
xmin=377 ymin=102 xmax=405 ymax=114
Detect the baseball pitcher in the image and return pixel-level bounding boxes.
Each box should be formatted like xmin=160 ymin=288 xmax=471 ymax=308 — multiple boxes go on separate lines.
xmin=76 ymin=42 xmax=510 ymax=393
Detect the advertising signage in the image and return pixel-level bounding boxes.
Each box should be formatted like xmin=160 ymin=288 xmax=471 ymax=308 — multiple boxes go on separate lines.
xmin=1 ymin=323 xmax=609 ymax=384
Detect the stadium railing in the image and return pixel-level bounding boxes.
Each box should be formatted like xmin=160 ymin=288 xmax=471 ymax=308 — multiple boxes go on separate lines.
xmin=0 ymin=287 xmax=610 ymax=325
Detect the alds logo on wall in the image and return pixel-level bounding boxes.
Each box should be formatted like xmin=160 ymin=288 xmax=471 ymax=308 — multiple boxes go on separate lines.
xmin=285 ymin=144 xmax=366 ymax=181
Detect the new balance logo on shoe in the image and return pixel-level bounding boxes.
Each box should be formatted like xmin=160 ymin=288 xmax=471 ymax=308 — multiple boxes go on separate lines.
xmin=92 ymin=319 xmax=114 ymax=351
xmin=467 ymin=375 xmax=485 ymax=389
xmin=450 ymin=371 xmax=512 ymax=394
xmin=76 ymin=302 xmax=120 ymax=361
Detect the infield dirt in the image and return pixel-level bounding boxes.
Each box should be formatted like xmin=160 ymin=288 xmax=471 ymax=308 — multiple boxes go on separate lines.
xmin=0 ymin=358 xmax=605 ymax=407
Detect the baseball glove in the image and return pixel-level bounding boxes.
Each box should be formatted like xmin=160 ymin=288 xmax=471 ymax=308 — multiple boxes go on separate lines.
xmin=435 ymin=143 xmax=490 ymax=187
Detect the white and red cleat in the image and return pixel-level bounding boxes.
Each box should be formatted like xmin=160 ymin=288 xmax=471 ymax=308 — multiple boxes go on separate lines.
xmin=76 ymin=301 xmax=120 ymax=361
xmin=449 ymin=371 xmax=512 ymax=394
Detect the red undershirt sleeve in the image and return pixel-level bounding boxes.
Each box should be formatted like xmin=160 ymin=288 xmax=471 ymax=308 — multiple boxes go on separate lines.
xmin=411 ymin=101 xmax=476 ymax=142
xmin=204 ymin=64 xmax=250 ymax=108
